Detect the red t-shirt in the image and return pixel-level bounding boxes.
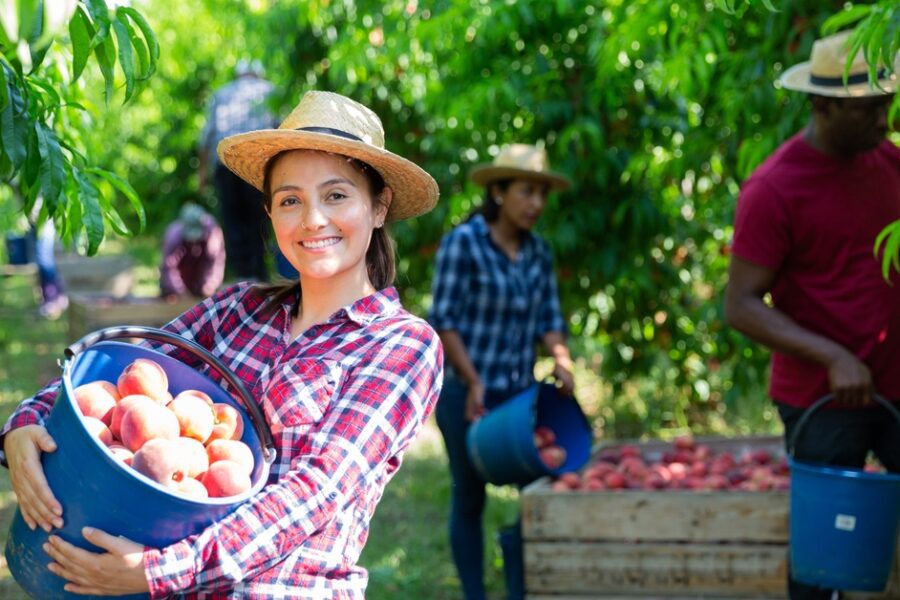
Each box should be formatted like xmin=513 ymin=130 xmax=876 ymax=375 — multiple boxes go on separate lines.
xmin=732 ymin=134 xmax=900 ymax=408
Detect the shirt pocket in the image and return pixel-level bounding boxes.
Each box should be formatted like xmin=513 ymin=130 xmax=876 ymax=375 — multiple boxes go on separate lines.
xmin=261 ymin=359 xmax=340 ymax=434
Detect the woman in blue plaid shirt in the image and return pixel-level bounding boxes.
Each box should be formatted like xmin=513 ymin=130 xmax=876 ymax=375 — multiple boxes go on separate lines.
xmin=429 ymin=143 xmax=575 ymax=600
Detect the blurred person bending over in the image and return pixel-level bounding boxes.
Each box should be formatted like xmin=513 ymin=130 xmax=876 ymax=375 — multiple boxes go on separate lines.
xmin=159 ymin=203 xmax=225 ymax=299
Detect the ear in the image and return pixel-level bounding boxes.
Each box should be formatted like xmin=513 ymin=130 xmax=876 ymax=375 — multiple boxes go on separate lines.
xmin=376 ymin=187 xmax=394 ymax=224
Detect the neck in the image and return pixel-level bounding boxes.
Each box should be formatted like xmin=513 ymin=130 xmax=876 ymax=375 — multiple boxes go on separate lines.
xmin=295 ymin=268 xmax=376 ymax=331
xmin=804 ymin=120 xmax=860 ymax=159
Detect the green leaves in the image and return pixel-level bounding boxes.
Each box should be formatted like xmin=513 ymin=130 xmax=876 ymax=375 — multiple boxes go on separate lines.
xmin=0 ymin=1 xmax=158 ymax=254
xmin=875 ymin=220 xmax=900 ymax=283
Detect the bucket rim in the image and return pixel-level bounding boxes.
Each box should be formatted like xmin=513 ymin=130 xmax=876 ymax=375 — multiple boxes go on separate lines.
xmin=62 ymin=341 xmax=269 ymax=506
xmin=788 ymin=457 xmax=900 ymax=483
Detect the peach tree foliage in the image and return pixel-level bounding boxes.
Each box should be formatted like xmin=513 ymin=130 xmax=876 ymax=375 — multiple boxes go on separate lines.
xmin=37 ymin=0 xmax=894 ymax=434
xmin=0 ymin=0 xmax=157 ymax=255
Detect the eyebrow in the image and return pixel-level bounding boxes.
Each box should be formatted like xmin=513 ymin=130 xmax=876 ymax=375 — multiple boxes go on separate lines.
xmin=272 ymin=178 xmax=358 ymax=195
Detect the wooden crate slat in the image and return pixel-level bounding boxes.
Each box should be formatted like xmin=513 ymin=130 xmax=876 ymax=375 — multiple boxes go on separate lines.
xmin=525 ymin=540 xmax=787 ymax=597
xmin=523 ymin=489 xmax=788 ymax=543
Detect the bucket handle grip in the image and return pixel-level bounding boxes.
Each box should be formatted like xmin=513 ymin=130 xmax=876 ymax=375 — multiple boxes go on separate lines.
xmin=788 ymin=393 xmax=900 ymax=458
xmin=65 ymin=325 xmax=276 ymax=464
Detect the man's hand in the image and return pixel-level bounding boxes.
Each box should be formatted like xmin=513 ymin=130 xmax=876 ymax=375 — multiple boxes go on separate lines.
xmin=826 ymin=348 xmax=873 ymax=407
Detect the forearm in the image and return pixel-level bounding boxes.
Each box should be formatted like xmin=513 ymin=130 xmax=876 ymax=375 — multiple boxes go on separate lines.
xmin=436 ymin=330 xmax=480 ymax=385
xmin=726 ymin=294 xmax=847 ymax=366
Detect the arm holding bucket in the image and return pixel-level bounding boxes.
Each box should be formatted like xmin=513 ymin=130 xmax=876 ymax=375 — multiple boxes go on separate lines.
xmin=542 ymin=331 xmax=574 ymax=396
xmin=725 ymin=254 xmax=873 ymax=406
xmin=132 ymin=325 xmax=443 ymax=596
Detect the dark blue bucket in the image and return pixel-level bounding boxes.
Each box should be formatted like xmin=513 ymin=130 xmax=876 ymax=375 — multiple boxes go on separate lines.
xmin=5 ymin=327 xmax=276 ymax=600
xmin=788 ymin=394 xmax=900 ymax=592
xmin=466 ymin=382 xmax=592 ymax=486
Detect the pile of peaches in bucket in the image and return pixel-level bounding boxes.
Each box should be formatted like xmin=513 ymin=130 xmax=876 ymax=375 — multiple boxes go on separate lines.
xmin=73 ymin=358 xmax=254 ymax=499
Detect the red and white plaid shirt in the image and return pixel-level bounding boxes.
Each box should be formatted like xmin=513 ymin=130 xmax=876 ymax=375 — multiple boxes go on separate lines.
xmin=1 ymin=283 xmax=443 ymax=598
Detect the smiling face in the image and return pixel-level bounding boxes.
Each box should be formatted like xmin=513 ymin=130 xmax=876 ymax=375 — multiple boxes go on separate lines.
xmin=492 ymin=177 xmax=551 ymax=232
xmin=266 ymin=150 xmax=391 ymax=289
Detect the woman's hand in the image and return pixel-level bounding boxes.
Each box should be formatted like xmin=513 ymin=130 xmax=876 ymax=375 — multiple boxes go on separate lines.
xmin=4 ymin=425 xmax=63 ymax=532
xmin=464 ymin=379 xmax=486 ymax=422
xmin=45 ymin=527 xmax=150 ymax=596
xmin=552 ymin=358 xmax=575 ymax=396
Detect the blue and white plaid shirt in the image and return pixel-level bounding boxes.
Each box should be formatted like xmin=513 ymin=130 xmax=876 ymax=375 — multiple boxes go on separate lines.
xmin=428 ymin=214 xmax=567 ymax=394
xmin=202 ymin=75 xmax=276 ymax=168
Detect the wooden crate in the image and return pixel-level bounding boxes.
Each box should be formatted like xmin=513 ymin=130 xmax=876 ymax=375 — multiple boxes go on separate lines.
xmin=68 ymin=292 xmax=198 ymax=341
xmin=57 ymin=254 xmax=135 ymax=298
xmin=522 ymin=435 xmax=900 ymax=599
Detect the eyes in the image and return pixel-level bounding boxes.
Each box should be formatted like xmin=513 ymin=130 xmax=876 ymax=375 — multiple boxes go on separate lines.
xmin=275 ymin=189 xmax=349 ymax=209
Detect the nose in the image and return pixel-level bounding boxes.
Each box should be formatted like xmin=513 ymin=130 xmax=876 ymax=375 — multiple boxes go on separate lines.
xmin=301 ymin=201 xmax=328 ymax=230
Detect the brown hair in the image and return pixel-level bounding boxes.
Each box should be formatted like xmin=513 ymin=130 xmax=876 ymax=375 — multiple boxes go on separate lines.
xmin=257 ymin=151 xmax=396 ymax=317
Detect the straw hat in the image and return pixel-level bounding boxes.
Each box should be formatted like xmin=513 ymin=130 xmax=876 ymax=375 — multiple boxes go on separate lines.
xmin=217 ymin=91 xmax=439 ymax=221
xmin=469 ymin=144 xmax=571 ymax=191
xmin=779 ymin=30 xmax=899 ymax=97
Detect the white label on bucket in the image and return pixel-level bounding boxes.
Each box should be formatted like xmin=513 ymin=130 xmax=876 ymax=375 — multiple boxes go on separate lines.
xmin=835 ymin=514 xmax=856 ymax=532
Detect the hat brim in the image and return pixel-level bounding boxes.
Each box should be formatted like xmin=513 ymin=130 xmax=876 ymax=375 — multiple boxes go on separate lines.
xmin=469 ymin=165 xmax=571 ymax=191
xmin=217 ymin=130 xmax=439 ymax=221
xmin=778 ymin=60 xmax=900 ymax=97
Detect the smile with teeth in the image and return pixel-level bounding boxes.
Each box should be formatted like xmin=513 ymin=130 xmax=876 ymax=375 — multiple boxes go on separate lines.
xmin=301 ymin=237 xmax=341 ymax=249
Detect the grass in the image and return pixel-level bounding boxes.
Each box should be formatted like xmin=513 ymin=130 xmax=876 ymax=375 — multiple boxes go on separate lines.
xmin=0 ymin=254 xmax=518 ymax=598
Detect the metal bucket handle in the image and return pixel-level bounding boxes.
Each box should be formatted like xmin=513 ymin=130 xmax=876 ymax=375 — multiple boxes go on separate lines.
xmin=788 ymin=393 xmax=900 ymax=458
xmin=65 ymin=325 xmax=276 ymax=464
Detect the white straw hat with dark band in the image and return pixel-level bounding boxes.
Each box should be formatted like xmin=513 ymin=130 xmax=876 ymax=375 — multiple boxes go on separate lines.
xmin=217 ymin=91 xmax=439 ymax=221
xmin=469 ymin=144 xmax=571 ymax=191
xmin=779 ymin=31 xmax=899 ymax=97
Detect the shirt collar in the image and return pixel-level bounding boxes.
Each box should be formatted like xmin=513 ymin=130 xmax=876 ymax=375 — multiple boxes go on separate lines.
xmin=471 ymin=213 xmax=537 ymax=250
xmin=281 ymin=286 xmax=400 ymax=326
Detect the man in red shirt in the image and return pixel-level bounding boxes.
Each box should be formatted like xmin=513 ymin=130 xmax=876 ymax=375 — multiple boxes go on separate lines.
xmin=726 ymin=32 xmax=900 ymax=600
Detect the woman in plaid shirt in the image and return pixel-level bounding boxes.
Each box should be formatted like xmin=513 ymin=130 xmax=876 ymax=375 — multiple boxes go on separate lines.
xmin=2 ymin=91 xmax=443 ymax=598
xmin=429 ymin=144 xmax=575 ymax=600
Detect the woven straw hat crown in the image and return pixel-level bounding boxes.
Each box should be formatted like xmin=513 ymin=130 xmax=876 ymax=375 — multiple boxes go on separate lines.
xmin=469 ymin=143 xmax=571 ymax=191
xmin=218 ymin=91 xmax=439 ymax=221
xmin=779 ymin=31 xmax=899 ymax=97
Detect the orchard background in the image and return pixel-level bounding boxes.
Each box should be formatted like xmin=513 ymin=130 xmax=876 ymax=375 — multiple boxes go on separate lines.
xmin=0 ymin=0 xmax=898 ymax=597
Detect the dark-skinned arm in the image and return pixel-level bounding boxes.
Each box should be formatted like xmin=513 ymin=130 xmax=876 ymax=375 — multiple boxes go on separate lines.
xmin=724 ymin=255 xmax=872 ymax=406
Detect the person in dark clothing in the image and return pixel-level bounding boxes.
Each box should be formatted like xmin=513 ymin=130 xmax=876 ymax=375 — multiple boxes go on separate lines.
xmin=199 ymin=60 xmax=275 ymax=281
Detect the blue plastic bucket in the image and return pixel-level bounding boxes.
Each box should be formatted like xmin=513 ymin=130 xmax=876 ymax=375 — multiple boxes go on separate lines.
xmin=5 ymin=327 xmax=276 ymax=600
xmin=788 ymin=394 xmax=900 ymax=592
xmin=466 ymin=382 xmax=592 ymax=486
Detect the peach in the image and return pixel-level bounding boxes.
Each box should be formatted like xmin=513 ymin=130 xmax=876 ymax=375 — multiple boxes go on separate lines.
xmin=539 ymin=445 xmax=567 ymax=470
xmin=110 ymin=394 xmax=156 ymax=441
xmin=174 ymin=389 xmax=214 ymax=406
xmin=82 ymin=416 xmax=114 ymax=446
xmin=108 ymin=443 xmax=134 ymax=465
xmin=176 ymin=437 xmax=210 ymax=478
xmin=73 ymin=382 xmax=118 ymax=424
xmin=131 ymin=438 xmax=188 ymax=488
xmin=168 ymin=394 xmax=215 ymax=443
xmin=206 ymin=439 xmax=254 ymax=475
xmin=557 ymin=472 xmax=581 ymax=489
xmin=120 ymin=400 xmax=180 ymax=452
xmin=207 ymin=403 xmax=244 ymax=443
xmin=673 ymin=435 xmax=695 ymax=450
xmin=533 ymin=426 xmax=556 ymax=449
xmin=200 ymin=460 xmax=252 ymax=497
xmin=117 ymin=358 xmax=169 ymax=403
xmin=604 ymin=471 xmax=627 ymax=489
xmin=177 ymin=477 xmax=209 ymax=499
